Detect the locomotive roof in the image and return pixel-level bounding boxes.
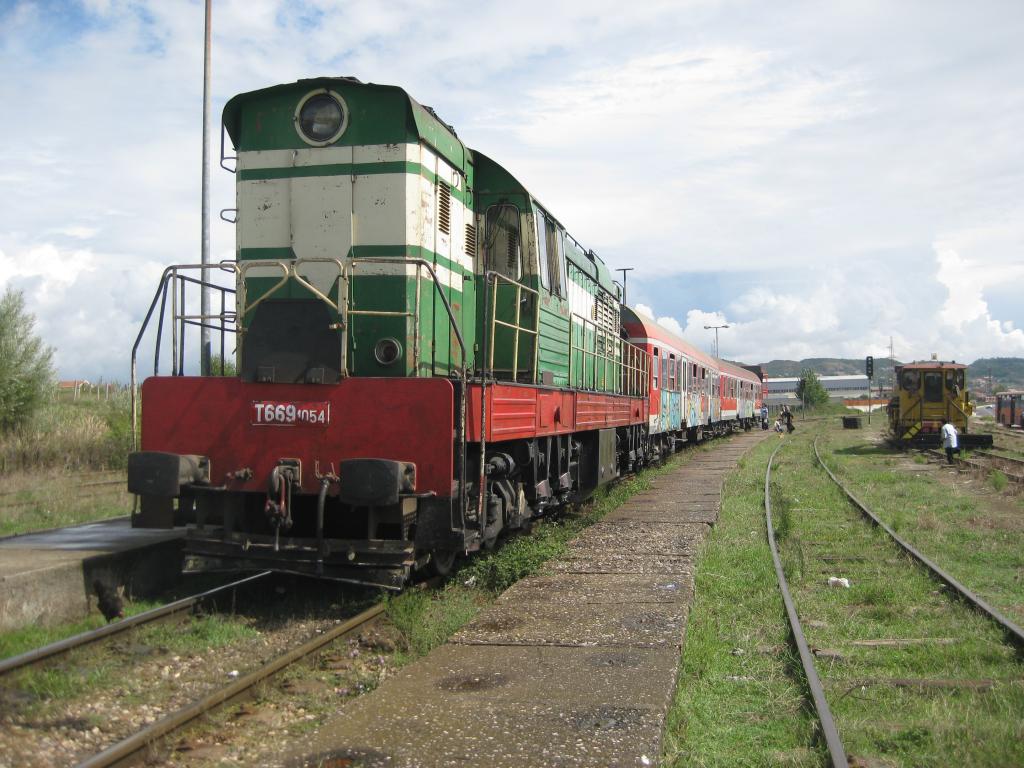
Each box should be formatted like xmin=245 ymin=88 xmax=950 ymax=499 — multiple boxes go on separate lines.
xmin=899 ymin=361 xmax=968 ymax=370
xmin=222 ymin=77 xmax=469 ymax=172
xmin=621 ymin=306 xmax=761 ymax=384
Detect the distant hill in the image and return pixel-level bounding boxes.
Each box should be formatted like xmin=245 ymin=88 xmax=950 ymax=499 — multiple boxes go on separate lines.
xmin=759 ymin=357 xmax=900 ymax=379
xmin=755 ymin=356 xmax=1024 ymax=394
xmin=967 ymin=357 xmax=1024 ymax=393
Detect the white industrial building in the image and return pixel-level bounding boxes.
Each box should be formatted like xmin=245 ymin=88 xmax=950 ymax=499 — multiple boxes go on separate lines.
xmin=766 ymin=374 xmax=871 ymax=405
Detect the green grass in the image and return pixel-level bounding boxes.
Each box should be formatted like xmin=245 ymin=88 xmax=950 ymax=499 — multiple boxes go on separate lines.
xmin=0 ymin=598 xmax=162 ymax=660
xmin=0 ymin=390 xmax=133 ymax=536
xmin=776 ymin=424 xmax=1024 ymax=766
xmin=136 ymin=614 xmax=258 ymax=653
xmin=665 ymin=437 xmax=820 ymax=768
xmin=824 ymin=421 xmax=1024 ymax=626
xmin=667 ymin=422 xmax=1024 ymax=767
xmin=990 ymin=469 xmax=1009 ymax=492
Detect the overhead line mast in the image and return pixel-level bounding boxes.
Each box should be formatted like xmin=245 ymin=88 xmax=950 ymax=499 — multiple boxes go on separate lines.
xmin=200 ymin=0 xmax=212 ymax=376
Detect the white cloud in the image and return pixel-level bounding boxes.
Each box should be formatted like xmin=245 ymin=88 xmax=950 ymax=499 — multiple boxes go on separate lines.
xmin=1 ymin=0 xmax=1023 ymax=377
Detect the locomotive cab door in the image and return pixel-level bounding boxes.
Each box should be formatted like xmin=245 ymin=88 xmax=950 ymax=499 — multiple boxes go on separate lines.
xmin=480 ymin=202 xmax=539 ymax=383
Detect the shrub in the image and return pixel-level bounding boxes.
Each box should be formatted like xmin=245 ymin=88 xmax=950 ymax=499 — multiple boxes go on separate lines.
xmin=0 ymin=289 xmax=54 ymax=432
xmin=990 ymin=470 xmax=1008 ymax=492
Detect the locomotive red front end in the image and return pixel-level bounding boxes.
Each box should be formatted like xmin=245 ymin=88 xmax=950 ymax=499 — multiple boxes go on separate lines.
xmin=133 ymin=376 xmax=455 ymax=588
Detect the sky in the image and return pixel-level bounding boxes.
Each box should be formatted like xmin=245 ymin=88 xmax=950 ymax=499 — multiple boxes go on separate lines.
xmin=1 ymin=0 xmax=1023 ymax=380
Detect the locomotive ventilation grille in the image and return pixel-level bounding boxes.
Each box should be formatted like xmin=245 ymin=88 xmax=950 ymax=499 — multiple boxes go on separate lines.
xmin=438 ymin=181 xmax=452 ymax=236
xmin=464 ymin=223 xmax=477 ymax=257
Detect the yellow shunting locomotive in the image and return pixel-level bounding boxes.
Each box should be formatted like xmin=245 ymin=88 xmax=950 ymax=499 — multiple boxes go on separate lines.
xmin=887 ymin=360 xmax=992 ymax=448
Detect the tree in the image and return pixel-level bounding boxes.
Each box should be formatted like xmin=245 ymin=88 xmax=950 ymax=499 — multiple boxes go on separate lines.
xmin=796 ymin=369 xmax=829 ymax=407
xmin=0 ymin=288 xmax=55 ymax=432
xmin=209 ymin=353 xmax=237 ymax=377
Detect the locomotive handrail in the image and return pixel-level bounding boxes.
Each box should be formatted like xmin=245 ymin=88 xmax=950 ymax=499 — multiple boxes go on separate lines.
xmin=569 ymin=311 xmax=624 ymax=393
xmin=235 ymin=259 xmax=348 ymax=319
xmin=130 ymin=262 xmax=238 ymax=452
xmin=621 ymin=339 xmax=651 ymax=398
xmin=485 ymin=271 xmax=540 ymax=383
xmin=348 ymin=257 xmax=467 ymax=370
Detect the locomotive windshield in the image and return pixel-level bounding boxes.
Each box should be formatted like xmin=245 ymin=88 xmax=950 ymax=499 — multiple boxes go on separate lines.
xmin=923 ymin=371 xmax=943 ymax=402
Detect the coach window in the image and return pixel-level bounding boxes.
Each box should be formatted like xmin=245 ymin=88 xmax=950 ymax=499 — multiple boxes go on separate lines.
xmin=653 ymin=347 xmax=660 ymax=389
xmin=669 ymin=354 xmax=677 ymax=391
xmin=483 ymin=204 xmax=522 ymax=280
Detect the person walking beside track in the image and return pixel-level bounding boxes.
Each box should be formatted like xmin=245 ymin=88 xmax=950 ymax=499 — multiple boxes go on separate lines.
xmin=941 ymin=418 xmax=959 ymax=464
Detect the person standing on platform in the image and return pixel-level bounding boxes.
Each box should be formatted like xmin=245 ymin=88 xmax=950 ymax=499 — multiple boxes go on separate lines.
xmin=941 ymin=418 xmax=958 ymax=464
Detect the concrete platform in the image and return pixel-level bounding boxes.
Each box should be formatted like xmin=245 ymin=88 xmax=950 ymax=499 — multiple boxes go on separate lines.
xmin=0 ymin=518 xmax=185 ymax=631
xmin=290 ymin=431 xmax=766 ymax=768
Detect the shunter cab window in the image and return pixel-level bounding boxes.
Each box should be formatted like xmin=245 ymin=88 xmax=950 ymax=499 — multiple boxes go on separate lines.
xmin=484 ymin=204 xmax=522 ymax=280
xmin=534 ymin=210 xmax=564 ymax=296
xmin=923 ymin=372 xmax=943 ymax=402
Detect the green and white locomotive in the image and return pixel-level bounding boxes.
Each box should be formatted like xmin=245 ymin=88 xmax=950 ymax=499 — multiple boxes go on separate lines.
xmin=129 ymin=77 xmax=653 ymax=587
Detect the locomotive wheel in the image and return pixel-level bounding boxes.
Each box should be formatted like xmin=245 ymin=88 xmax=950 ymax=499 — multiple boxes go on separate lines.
xmin=428 ymin=549 xmax=457 ymax=577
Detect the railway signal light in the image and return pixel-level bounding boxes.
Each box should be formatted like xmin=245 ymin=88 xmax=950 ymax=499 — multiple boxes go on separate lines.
xmin=866 ymin=355 xmax=874 ymax=378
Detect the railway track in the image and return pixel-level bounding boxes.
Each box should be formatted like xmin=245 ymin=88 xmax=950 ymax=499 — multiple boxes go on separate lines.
xmin=1 ymin=571 xmax=393 ymax=767
xmin=72 ymin=601 xmax=385 ymax=768
xmin=764 ymin=443 xmax=846 ymax=767
xmin=926 ymin=447 xmax=1024 ymax=483
xmin=764 ymin=438 xmax=1024 ymax=766
xmin=814 ymin=438 xmax=1024 ymax=646
xmin=0 ymin=572 xmax=272 ymax=676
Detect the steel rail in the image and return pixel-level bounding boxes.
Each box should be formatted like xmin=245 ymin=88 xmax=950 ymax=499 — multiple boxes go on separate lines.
xmin=73 ymin=601 xmax=386 ymax=768
xmin=764 ymin=442 xmax=848 ymax=768
xmin=0 ymin=572 xmax=271 ymax=676
xmin=813 ymin=437 xmax=1024 ymax=648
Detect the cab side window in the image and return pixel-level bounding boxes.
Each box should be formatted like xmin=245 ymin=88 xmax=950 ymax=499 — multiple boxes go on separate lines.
xmin=484 ymin=204 xmax=522 ymax=280
xmin=534 ymin=211 xmax=564 ymax=296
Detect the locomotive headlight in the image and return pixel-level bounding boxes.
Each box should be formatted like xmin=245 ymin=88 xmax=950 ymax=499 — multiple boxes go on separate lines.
xmin=374 ymin=338 xmax=402 ymax=366
xmin=295 ymin=90 xmax=347 ymax=146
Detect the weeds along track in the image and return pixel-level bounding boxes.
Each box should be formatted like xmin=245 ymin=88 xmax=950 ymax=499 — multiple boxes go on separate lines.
xmin=764 ymin=442 xmax=847 ymax=768
xmin=71 ymin=601 xmax=385 ymax=768
xmin=0 ymin=573 xmax=272 ymax=676
xmin=814 ymin=438 xmax=1024 ymax=647
xmin=926 ymin=447 xmax=1024 ymax=484
xmin=764 ymin=434 xmax=1024 ymax=767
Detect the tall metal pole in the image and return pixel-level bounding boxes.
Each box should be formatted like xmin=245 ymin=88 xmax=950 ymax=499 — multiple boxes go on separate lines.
xmin=200 ymin=0 xmax=212 ymax=376
xmin=616 ymin=268 xmax=633 ymax=305
xmin=703 ymin=324 xmax=729 ymax=358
